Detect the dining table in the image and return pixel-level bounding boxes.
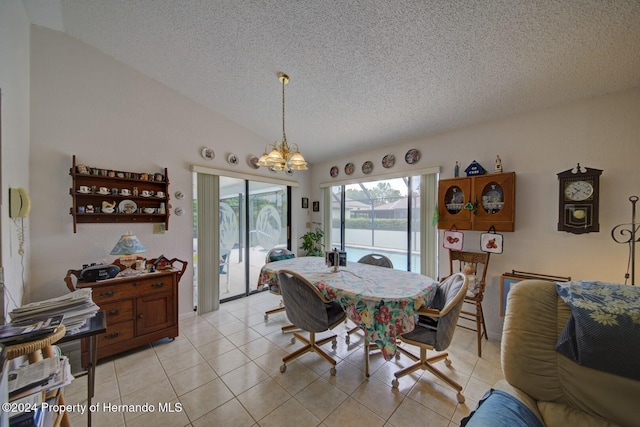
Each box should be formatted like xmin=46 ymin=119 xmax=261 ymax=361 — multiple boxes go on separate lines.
xmin=258 ymin=256 xmax=438 ymax=375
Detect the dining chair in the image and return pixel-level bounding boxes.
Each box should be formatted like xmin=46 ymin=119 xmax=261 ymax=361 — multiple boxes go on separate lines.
xmin=357 ymin=253 xmax=394 ymax=268
xmin=392 ymin=272 xmax=468 ymax=403
xmin=345 ymin=254 xmax=394 ymax=344
xmin=278 ymin=269 xmax=347 ymax=376
xmin=263 ymin=248 xmax=298 ymax=333
xmin=448 ymin=250 xmax=490 ymax=357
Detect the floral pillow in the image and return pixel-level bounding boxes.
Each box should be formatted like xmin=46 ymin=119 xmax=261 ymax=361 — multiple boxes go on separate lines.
xmin=555 ymin=281 xmax=640 ymax=381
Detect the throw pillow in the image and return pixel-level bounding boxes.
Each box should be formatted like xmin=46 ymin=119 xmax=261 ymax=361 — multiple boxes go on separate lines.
xmin=555 ymin=281 xmax=640 ymax=381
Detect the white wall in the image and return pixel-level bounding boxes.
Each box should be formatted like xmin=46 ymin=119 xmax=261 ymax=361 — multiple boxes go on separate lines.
xmin=28 ymin=26 xmax=311 ymax=315
xmin=0 ymin=2 xmax=31 ymax=320
xmin=311 ymin=88 xmax=640 ymax=339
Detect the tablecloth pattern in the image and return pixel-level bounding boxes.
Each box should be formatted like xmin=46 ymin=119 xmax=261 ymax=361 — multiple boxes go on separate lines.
xmin=258 ymin=256 xmax=438 ymax=360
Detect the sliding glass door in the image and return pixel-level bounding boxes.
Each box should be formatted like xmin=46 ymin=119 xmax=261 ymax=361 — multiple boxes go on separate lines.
xmin=330 ymin=176 xmax=423 ymax=273
xmin=194 ymin=173 xmax=290 ymax=307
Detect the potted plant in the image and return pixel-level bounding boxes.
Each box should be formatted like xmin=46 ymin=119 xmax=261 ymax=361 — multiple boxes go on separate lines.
xmin=300 ymin=223 xmax=325 ymax=256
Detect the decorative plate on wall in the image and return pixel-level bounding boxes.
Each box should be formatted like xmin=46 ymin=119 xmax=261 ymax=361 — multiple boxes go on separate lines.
xmin=248 ymin=156 xmax=260 ymax=169
xmin=345 ymin=163 xmax=355 ymax=175
xmin=362 ymin=161 xmax=373 ymax=174
xmin=382 ymin=154 xmax=395 ymax=168
xmin=405 ymin=149 xmax=421 ymax=164
xmin=227 ymin=153 xmax=239 ymax=165
xmin=201 ymin=147 xmax=215 ymax=160
xmin=330 ymin=166 xmax=339 ymax=178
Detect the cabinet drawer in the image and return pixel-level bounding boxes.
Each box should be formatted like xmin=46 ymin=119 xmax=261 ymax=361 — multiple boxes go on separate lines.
xmin=91 ymin=275 xmax=173 ymax=304
xmin=101 ymin=300 xmax=133 ymax=323
xmin=98 ymin=320 xmax=134 ymax=349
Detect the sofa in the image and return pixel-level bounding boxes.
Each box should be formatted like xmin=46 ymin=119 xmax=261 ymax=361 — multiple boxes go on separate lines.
xmin=462 ymin=279 xmax=640 ymax=427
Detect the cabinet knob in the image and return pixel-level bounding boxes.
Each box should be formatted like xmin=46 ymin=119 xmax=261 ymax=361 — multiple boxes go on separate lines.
xmin=107 ymin=309 xmax=120 ymax=316
xmin=100 ymin=290 xmax=116 ymax=298
xmin=104 ymin=332 xmax=120 ymax=340
xmin=138 ymin=314 xmax=144 ymax=319
xmin=151 ymin=282 xmax=165 ymax=289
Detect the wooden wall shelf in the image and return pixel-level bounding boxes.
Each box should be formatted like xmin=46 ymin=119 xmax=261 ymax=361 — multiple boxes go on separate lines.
xmin=69 ymin=155 xmax=170 ymax=233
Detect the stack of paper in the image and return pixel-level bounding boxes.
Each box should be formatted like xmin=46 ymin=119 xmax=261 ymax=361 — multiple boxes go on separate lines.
xmin=9 ymin=289 xmax=100 ymax=334
xmin=0 ymin=315 xmax=64 ymax=346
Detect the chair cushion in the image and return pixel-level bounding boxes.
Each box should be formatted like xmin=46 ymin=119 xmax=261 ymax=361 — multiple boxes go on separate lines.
xmin=270 ymin=253 xmax=295 ymax=261
xmin=461 ymin=389 xmax=544 ymax=427
xmin=555 ymin=281 xmax=640 ymax=381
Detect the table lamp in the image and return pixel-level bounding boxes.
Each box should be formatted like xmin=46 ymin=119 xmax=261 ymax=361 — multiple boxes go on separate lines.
xmin=110 ymin=232 xmax=147 ymax=276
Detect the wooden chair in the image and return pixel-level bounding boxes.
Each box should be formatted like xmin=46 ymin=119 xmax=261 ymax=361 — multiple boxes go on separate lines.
xmin=448 ymin=250 xmax=490 ymax=357
xmin=345 ymin=254 xmax=394 ymax=344
xmin=392 ymin=273 xmax=468 ymax=403
xmin=278 ymin=270 xmax=347 ymax=376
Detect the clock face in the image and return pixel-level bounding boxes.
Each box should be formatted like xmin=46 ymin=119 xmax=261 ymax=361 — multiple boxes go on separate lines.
xmin=564 ymin=180 xmax=594 ymax=201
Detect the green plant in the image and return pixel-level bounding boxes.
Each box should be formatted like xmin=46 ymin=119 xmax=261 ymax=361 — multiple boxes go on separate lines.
xmin=300 ymin=223 xmax=325 ymax=256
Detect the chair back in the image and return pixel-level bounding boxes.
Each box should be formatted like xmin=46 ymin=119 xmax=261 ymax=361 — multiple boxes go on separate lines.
xmin=266 ymin=247 xmax=295 ymax=263
xmin=432 ymin=273 xmax=468 ymax=350
xmin=358 ymin=253 xmax=393 ymax=269
xmin=278 ymin=270 xmax=333 ymax=332
xmin=448 ymin=250 xmax=490 ymax=296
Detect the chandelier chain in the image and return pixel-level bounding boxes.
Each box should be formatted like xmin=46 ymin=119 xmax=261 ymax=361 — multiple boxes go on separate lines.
xmin=282 ymin=76 xmax=286 ymax=143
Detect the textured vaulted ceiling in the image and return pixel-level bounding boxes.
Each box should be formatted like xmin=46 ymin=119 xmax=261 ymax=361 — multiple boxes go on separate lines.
xmin=25 ymin=0 xmax=640 ymax=164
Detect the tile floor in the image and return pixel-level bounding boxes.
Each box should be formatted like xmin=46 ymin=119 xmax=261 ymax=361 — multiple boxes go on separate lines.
xmin=63 ymin=291 xmax=504 ymax=426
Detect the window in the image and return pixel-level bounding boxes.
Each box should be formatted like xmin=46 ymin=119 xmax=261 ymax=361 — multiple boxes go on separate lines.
xmin=323 ymin=168 xmax=438 ymax=277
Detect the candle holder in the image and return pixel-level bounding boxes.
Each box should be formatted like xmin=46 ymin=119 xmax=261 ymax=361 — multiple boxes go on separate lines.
xmin=611 ymin=196 xmax=640 ymax=285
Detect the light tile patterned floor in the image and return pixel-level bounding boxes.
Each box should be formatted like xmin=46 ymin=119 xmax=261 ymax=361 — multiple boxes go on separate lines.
xmin=63 ymin=291 xmax=503 ymax=426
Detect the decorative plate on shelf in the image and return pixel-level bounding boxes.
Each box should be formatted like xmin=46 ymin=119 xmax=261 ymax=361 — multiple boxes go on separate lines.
xmin=119 ymin=199 xmax=137 ymax=214
xmin=330 ymin=166 xmax=339 ymax=178
xmin=382 ymin=154 xmax=395 ymax=168
xmin=362 ymin=161 xmax=373 ymax=174
xmin=227 ymin=153 xmax=239 ymax=165
xmin=248 ymin=156 xmax=260 ymax=169
xmin=201 ymin=147 xmax=215 ymax=160
xmin=345 ymin=163 xmax=355 ymax=175
xmin=405 ymin=149 xmax=421 ymax=164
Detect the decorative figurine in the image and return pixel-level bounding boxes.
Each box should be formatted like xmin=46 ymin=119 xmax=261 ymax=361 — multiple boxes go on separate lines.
xmin=454 ymin=161 xmax=460 ymax=177
xmin=495 ymin=155 xmax=503 ymax=173
xmin=465 ymin=160 xmax=486 ymax=176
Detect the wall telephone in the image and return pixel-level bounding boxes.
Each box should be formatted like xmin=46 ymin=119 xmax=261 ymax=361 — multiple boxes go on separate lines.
xmin=9 ymin=187 xmax=31 ymax=218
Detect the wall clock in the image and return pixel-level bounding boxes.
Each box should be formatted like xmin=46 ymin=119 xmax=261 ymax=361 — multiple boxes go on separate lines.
xmin=557 ymin=164 xmax=602 ymax=234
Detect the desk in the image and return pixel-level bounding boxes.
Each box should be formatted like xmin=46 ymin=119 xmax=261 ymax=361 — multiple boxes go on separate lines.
xmin=259 ymin=257 xmax=437 ymax=363
xmin=57 ymin=311 xmax=106 ymax=427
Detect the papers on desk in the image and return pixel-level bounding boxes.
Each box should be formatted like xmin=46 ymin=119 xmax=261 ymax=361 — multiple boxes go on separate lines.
xmin=0 ymin=315 xmax=64 ymax=345
xmin=9 ymin=289 xmax=100 ymax=334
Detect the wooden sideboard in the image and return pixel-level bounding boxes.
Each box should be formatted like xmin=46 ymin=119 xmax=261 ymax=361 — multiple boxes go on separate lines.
xmin=74 ymin=270 xmax=180 ymax=365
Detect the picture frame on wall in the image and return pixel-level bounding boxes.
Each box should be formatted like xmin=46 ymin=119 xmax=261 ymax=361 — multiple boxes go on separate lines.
xmin=302 ymin=197 xmax=309 ymax=209
xmin=312 ymin=201 xmax=320 ymax=212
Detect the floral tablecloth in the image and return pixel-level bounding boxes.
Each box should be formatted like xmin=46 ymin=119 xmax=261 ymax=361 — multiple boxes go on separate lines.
xmin=258 ymin=256 xmax=438 ymax=360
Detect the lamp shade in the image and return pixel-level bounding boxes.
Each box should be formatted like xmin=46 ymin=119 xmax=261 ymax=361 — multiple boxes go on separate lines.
xmin=110 ymin=232 xmax=147 ymax=255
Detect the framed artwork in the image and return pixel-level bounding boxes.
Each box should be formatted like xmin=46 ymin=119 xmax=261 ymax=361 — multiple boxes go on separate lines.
xmin=312 ymin=201 xmax=320 ymax=212
xmin=443 ymin=229 xmax=464 ymax=250
xmin=480 ymin=231 xmax=503 ymax=253
xmin=500 ymin=270 xmax=571 ymax=317
xmin=302 ymin=197 xmax=309 ymax=209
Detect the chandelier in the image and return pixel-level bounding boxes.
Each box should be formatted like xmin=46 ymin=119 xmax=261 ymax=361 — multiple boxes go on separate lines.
xmin=257 ymin=73 xmax=308 ymax=172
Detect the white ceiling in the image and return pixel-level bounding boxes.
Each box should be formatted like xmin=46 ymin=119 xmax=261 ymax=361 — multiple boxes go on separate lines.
xmin=24 ymin=0 xmax=640 ymax=164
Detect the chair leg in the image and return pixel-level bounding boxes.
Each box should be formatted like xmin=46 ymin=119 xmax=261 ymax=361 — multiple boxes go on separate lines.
xmin=281 ymin=331 xmax=338 ymax=376
xmin=392 ymin=348 xmax=465 ymax=403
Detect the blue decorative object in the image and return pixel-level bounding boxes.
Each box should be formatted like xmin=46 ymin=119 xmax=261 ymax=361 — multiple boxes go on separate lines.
xmin=465 ymin=160 xmax=486 ymax=176
xmin=555 ymin=281 xmax=640 ymax=381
